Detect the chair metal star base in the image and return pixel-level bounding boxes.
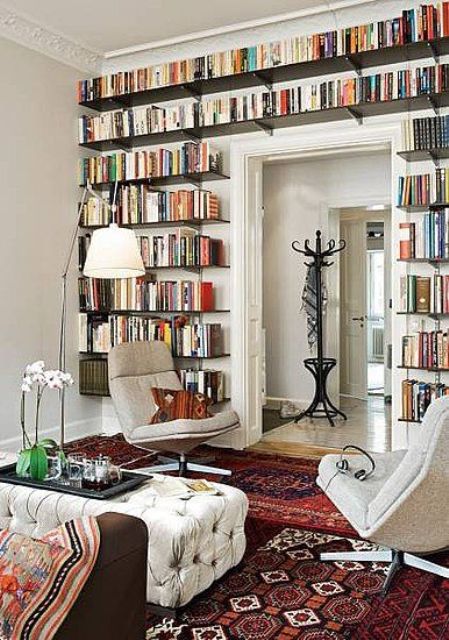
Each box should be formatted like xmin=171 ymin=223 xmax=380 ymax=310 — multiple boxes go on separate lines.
xmin=126 ymin=453 xmax=232 ymax=478
xmin=321 ymin=549 xmax=449 ymax=595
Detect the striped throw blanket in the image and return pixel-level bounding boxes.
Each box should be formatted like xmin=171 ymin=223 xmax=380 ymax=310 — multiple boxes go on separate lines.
xmin=0 ymin=517 xmax=100 ymax=640
xmin=301 ymin=265 xmax=328 ymax=349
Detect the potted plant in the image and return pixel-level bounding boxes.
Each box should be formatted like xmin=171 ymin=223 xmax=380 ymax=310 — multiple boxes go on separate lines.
xmin=17 ymin=361 xmax=74 ymax=481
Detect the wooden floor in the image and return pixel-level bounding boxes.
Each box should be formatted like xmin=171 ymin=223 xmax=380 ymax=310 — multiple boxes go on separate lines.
xmin=252 ymin=396 xmax=391 ymax=458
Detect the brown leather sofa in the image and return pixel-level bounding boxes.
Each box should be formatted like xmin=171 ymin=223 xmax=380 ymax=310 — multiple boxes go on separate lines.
xmin=54 ymin=512 xmax=148 ymax=640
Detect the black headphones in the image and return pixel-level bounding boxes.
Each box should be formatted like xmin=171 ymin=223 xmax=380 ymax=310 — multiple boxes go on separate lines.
xmin=336 ymin=445 xmax=376 ymax=481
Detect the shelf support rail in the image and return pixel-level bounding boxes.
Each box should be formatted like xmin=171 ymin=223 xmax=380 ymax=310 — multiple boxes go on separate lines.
xmin=346 ymin=106 xmax=363 ymax=125
xmin=251 ymin=71 xmax=273 ymax=92
xmin=344 ymin=55 xmax=362 ymax=76
xmin=426 ymin=94 xmax=439 ymax=115
xmin=426 ymin=41 xmax=440 ymax=63
xmin=254 ymin=120 xmax=274 ymax=136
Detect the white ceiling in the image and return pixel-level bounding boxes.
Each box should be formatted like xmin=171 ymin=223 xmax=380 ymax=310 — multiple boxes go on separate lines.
xmin=2 ymin=0 xmax=334 ymax=54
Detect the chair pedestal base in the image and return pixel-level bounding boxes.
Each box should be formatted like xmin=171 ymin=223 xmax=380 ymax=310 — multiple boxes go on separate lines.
xmin=126 ymin=453 xmax=232 ymax=478
xmin=321 ymin=549 xmax=449 ymax=594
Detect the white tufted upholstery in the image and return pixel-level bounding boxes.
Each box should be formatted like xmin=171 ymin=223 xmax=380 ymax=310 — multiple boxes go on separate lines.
xmin=0 ymin=478 xmax=248 ymax=607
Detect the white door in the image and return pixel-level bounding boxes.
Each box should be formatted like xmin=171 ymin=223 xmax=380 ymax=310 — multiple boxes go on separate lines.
xmin=340 ymin=216 xmax=367 ymax=399
xmin=245 ymin=156 xmax=264 ymax=445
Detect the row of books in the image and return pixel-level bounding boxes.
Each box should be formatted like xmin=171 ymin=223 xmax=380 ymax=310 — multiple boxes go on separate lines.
xmin=78 ymin=142 xmax=222 ymax=186
xmin=78 ymin=313 xmax=223 ymax=358
xmin=79 ymin=231 xmax=225 ymax=270
xmin=79 ymin=63 xmax=449 ymax=143
xmin=399 ymin=274 xmax=449 ymax=313
xmin=397 ymin=174 xmax=431 ymax=206
xmin=402 ymin=331 xmax=449 ymax=369
xmin=399 ymin=212 xmax=449 ymax=259
xmin=78 ymin=357 xmax=225 ymax=401
xmin=398 ymin=169 xmax=449 ymax=205
xmin=179 ymin=369 xmax=225 ymax=404
xmin=79 ymin=359 xmax=109 ymax=396
xmin=401 ymin=115 xmax=449 ymax=151
xmin=80 ymin=187 xmax=220 ymax=227
xmin=401 ymin=379 xmax=449 ymax=421
xmin=78 ymin=3 xmax=449 ymax=102
xmin=78 ymin=277 xmax=214 ymax=312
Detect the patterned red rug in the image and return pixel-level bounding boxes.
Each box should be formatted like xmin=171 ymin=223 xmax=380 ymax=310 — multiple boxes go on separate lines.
xmin=66 ymin=434 xmax=354 ymax=537
xmin=66 ymin=435 xmax=449 ymax=639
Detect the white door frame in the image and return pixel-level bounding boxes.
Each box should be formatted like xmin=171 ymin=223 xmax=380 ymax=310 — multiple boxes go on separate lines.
xmin=230 ymin=121 xmax=401 ymax=449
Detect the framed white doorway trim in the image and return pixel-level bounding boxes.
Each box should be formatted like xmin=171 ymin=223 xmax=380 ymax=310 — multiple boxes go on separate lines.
xmin=230 ymin=120 xmax=402 ymax=450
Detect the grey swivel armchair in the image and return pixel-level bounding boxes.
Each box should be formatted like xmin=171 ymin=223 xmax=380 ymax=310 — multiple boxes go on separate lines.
xmin=108 ymin=341 xmax=240 ymax=476
xmin=317 ymin=395 xmax=449 ymax=593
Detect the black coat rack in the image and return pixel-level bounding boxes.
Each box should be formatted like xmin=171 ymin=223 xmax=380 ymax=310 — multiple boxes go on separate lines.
xmin=292 ymin=230 xmax=347 ymax=427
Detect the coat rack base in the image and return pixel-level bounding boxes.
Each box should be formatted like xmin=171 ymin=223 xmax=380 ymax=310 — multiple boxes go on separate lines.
xmin=294 ymin=357 xmax=347 ymax=427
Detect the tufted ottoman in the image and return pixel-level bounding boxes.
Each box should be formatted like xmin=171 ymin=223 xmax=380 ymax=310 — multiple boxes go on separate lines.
xmin=0 ymin=477 xmax=248 ymax=608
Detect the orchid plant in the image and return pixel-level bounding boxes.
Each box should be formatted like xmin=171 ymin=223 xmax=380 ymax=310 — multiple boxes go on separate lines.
xmin=18 ymin=361 xmax=74 ymax=480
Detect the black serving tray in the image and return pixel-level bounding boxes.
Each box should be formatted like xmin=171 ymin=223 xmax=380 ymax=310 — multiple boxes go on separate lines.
xmin=0 ymin=464 xmax=148 ymax=500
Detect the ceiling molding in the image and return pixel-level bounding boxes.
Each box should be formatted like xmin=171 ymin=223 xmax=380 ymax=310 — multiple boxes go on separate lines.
xmin=104 ymin=0 xmax=376 ymax=59
xmin=0 ymin=3 xmax=101 ymax=72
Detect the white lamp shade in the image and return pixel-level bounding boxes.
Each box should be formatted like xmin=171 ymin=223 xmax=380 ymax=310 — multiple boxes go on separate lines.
xmin=83 ymin=223 xmax=145 ymax=279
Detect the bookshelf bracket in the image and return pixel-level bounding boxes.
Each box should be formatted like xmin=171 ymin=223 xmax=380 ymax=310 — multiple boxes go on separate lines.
xmin=181 ymin=85 xmax=202 ymax=101
xmin=429 ymin=150 xmax=440 ymax=167
xmin=426 ymin=94 xmax=439 ymax=115
xmin=182 ymin=130 xmax=202 ymax=143
xmin=346 ymin=106 xmax=363 ymax=125
xmin=252 ymin=71 xmax=273 ymax=91
xmin=254 ymin=120 xmax=274 ymax=136
xmin=344 ymin=55 xmax=362 ymax=76
xmin=426 ymin=41 xmax=440 ymax=63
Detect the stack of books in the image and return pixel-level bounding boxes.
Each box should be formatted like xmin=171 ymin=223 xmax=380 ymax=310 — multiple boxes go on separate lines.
xmin=79 ymin=359 xmax=109 ymax=396
xmin=397 ymin=174 xmax=431 ymax=206
xmin=79 ymin=62 xmax=449 ymax=142
xmin=138 ymin=230 xmax=224 ymax=268
xmin=399 ymin=274 xmax=449 ymax=313
xmin=78 ymin=142 xmax=223 ymax=185
xmin=398 ymin=210 xmax=449 ymax=259
xmin=79 ymin=277 xmax=215 ymax=312
xmin=80 ymin=187 xmax=220 ymax=227
xmin=402 ymin=379 xmax=449 ymax=421
xmin=78 ymin=2 xmax=449 ymax=103
xmin=402 ymin=115 xmax=449 ymax=151
xmin=179 ymin=369 xmax=224 ymax=403
xmin=79 ymin=313 xmax=223 ymax=357
xmin=402 ymin=331 xmax=449 ymax=369
xmin=436 ymin=167 xmax=449 ymax=202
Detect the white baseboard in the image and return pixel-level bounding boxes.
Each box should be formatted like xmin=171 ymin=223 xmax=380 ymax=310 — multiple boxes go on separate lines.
xmin=0 ymin=418 xmax=102 ymax=453
xmin=265 ymin=396 xmax=309 ymax=411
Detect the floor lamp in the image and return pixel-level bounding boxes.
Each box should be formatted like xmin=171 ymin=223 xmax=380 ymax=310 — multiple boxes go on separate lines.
xmin=58 ymin=182 xmax=145 ymax=448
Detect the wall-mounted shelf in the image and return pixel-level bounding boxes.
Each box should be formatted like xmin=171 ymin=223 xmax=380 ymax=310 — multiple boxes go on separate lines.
xmin=398 ymin=417 xmax=422 ymax=423
xmin=397 ymin=258 xmax=449 ymax=265
xmin=397 ymin=202 xmax=449 ymax=212
xmin=79 ymin=36 xmax=449 ymax=112
xmin=398 ymin=365 xmax=449 ymax=372
xmin=79 ymin=92 xmax=449 ymax=152
xmin=82 ymin=170 xmax=230 ymax=190
xmin=80 ymin=219 xmax=230 ymax=230
xmin=79 ymin=351 xmax=230 ymax=359
xmin=397 ymin=311 xmax=449 ymax=318
xmin=82 ymin=309 xmax=230 ymax=315
xmin=397 ymin=148 xmax=449 ymax=163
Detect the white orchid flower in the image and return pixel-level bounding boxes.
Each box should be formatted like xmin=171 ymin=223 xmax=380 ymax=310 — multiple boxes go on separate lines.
xmin=25 ymin=361 xmax=45 ymax=376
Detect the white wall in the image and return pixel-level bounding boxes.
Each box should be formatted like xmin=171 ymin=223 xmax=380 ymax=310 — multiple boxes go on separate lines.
xmin=0 ymin=36 xmax=101 ymax=451
xmin=262 ymin=152 xmax=391 ymax=403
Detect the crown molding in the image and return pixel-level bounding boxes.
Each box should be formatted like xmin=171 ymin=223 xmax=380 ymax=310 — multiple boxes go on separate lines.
xmin=0 ymin=4 xmax=101 ymax=72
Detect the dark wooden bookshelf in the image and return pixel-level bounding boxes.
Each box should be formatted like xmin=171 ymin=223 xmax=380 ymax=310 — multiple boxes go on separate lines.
xmin=397 ymin=311 xmax=449 ymax=319
xmin=79 ymin=351 xmax=230 ymax=359
xmin=80 ymin=219 xmax=230 ymax=230
xmin=397 ymin=258 xmax=449 ymax=264
xmin=398 ymin=365 xmax=449 ymax=372
xmin=79 ymin=36 xmax=449 ymax=112
xmin=397 ymin=202 xmax=449 ymax=212
xmin=79 ymin=91 xmax=449 ymax=152
xmin=397 ymin=148 xmax=449 ymax=162
xmin=83 ymin=309 xmax=230 ymax=315
xmin=81 ymin=170 xmax=229 ymax=190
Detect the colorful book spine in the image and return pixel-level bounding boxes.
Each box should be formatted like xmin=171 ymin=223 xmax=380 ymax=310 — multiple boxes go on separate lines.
xmin=402 ymin=330 xmax=449 ymax=369
xmin=398 ymin=209 xmax=449 ymax=259
xmin=397 ymin=174 xmax=431 ymax=206
xmin=401 ymin=378 xmax=449 ymax=421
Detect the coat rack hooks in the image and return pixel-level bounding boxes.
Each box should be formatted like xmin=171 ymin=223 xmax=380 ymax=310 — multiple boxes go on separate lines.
xmin=292 ymin=230 xmax=347 ymax=427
